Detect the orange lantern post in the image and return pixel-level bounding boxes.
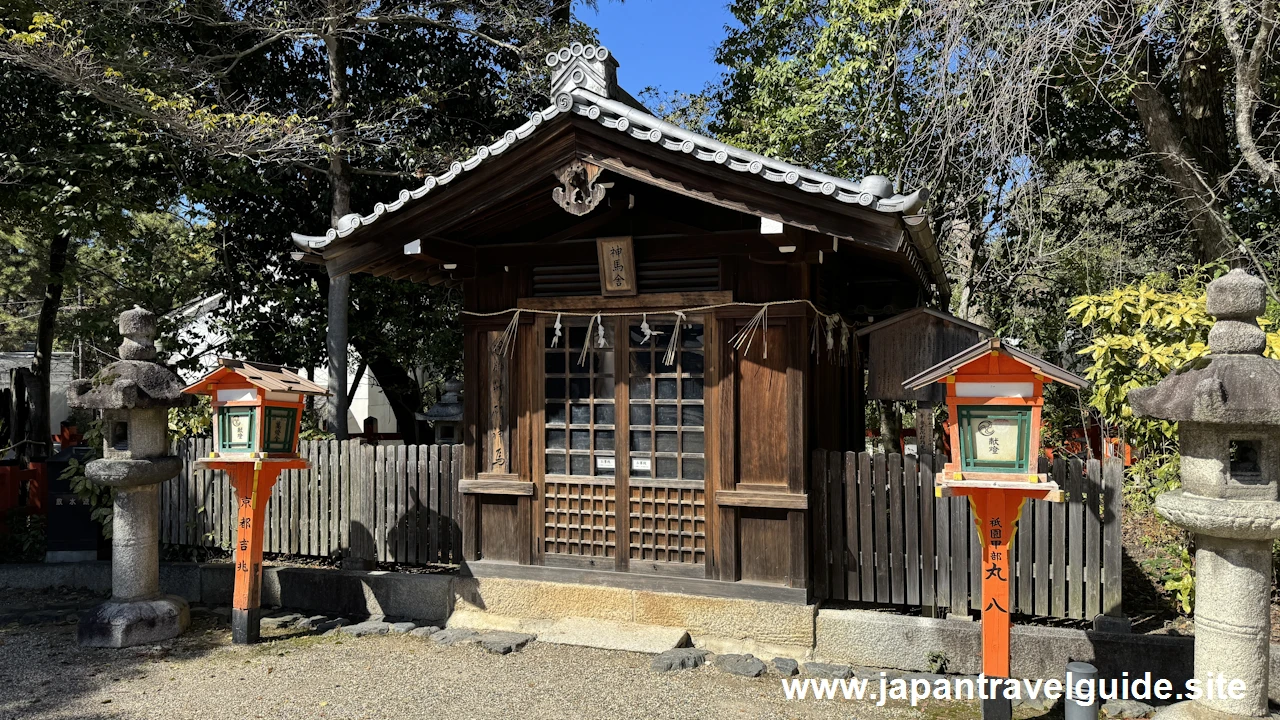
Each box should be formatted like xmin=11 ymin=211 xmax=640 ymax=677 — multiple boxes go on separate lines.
xmin=904 ymin=338 xmax=1087 ymax=718
xmin=183 ymin=359 xmax=328 ymax=644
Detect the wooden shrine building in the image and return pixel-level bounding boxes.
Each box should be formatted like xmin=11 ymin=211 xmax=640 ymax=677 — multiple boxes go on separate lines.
xmin=291 ymin=43 xmax=948 ymax=600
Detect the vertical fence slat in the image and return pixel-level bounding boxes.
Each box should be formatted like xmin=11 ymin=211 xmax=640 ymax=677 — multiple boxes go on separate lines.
xmin=396 ymin=444 xmax=408 ymax=563
xmin=1085 ymin=458 xmax=1103 ymax=619
xmin=1050 ymin=457 xmax=1067 ymax=617
xmin=950 ymin=490 xmax=967 ymax=612
xmin=904 ymin=454 xmax=920 ymax=606
xmin=406 ymin=444 xmax=418 ymax=565
xmin=1102 ymin=457 xmax=1124 ymax=617
xmin=451 ymin=444 xmax=462 ymax=563
xmin=826 ymin=451 xmax=846 ymax=600
xmin=843 ymin=452 xmax=860 ymax=601
xmin=1067 ymin=457 xmax=1085 ymax=619
xmin=440 ymin=445 xmax=453 ymax=563
xmin=810 ymin=450 xmax=830 ymax=600
xmin=872 ymin=453 xmax=890 ymax=603
xmin=429 ymin=444 xmax=440 ymax=564
xmin=968 ymin=495 xmax=982 ymax=611
xmin=372 ymin=444 xmax=385 ymax=562
xmin=888 ymin=453 xmax=905 ymax=605
xmin=934 ymin=455 xmax=951 ymax=610
xmin=857 ymin=452 xmax=874 ymax=600
xmin=318 ymin=440 xmax=330 ymax=556
xmin=920 ymin=453 xmax=937 ymax=609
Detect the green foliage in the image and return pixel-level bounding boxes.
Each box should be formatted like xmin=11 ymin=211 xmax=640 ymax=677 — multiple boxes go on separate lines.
xmin=1068 ymin=271 xmax=1280 ymax=449
xmin=169 ymin=395 xmax=212 ymax=439
xmin=1162 ymin=546 xmax=1196 ymax=615
xmin=0 ymin=509 xmax=47 ymax=562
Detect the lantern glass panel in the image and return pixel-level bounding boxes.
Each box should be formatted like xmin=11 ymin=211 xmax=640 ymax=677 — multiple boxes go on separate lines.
xmin=219 ymin=407 xmax=256 ymax=453
xmin=263 ymin=406 xmax=299 ymax=454
xmin=957 ymin=406 xmax=1031 ymax=473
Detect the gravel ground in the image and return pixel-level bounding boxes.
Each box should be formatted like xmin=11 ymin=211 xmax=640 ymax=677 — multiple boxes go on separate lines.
xmin=0 ymin=589 xmax=1027 ymax=720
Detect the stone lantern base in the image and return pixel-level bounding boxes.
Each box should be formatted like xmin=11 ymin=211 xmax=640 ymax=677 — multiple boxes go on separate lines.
xmin=78 ymin=595 xmax=190 ymax=648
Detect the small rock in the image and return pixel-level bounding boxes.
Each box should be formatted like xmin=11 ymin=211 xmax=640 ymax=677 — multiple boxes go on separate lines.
xmin=388 ymin=622 xmax=416 ymax=634
xmin=294 ymin=615 xmax=330 ymax=630
xmin=431 ymin=628 xmax=479 ymax=646
xmin=409 ymin=626 xmax=441 ymax=638
xmin=477 ymin=631 xmax=534 ymax=655
xmin=804 ymin=662 xmax=854 ymax=680
xmin=714 ymin=654 xmax=766 ymax=678
xmin=339 ymin=621 xmax=392 ymax=637
xmin=771 ymin=658 xmax=799 ymax=677
xmin=261 ymin=614 xmax=304 ymax=630
xmin=316 ymin=618 xmax=350 ymax=634
xmin=1103 ymin=699 xmax=1155 ymax=719
xmin=651 ymin=648 xmax=710 ymax=672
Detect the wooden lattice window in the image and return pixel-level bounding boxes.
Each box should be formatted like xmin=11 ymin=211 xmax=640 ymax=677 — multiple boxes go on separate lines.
xmin=544 ymin=320 xmax=616 ymax=478
xmin=627 ymin=321 xmax=705 ymax=481
xmin=544 ymin=479 xmax=616 ymax=557
xmin=629 ymin=486 xmax=706 ymax=564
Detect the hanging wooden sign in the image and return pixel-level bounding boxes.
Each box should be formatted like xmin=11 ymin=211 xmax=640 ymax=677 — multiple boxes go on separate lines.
xmin=596 ymin=236 xmax=637 ymax=296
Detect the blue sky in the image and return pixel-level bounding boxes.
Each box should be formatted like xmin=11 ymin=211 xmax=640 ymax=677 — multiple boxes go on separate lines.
xmin=576 ymin=0 xmax=737 ymax=95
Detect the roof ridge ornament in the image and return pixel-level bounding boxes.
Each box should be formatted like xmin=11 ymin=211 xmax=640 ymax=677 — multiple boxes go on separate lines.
xmin=547 ymin=42 xmax=618 ymax=104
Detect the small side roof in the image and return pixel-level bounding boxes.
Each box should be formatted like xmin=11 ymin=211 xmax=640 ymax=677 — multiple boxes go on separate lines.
xmin=183 ymin=358 xmax=328 ymax=396
xmin=853 ymin=307 xmax=991 ymax=338
xmin=902 ymin=337 xmax=1088 ymax=391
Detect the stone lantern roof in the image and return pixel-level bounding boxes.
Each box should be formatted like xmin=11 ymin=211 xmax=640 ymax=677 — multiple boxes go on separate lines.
xmin=1129 ymin=269 xmax=1280 ymax=425
xmin=423 ymin=379 xmax=463 ymax=423
xmin=67 ymin=306 xmax=191 ymax=410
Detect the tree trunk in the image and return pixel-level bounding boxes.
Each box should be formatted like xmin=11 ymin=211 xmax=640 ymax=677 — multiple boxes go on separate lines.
xmin=878 ymin=400 xmax=901 ymax=455
xmin=28 ymin=232 xmax=71 ymax=461
xmin=1128 ymin=43 xmax=1236 ymax=263
xmin=323 ymin=22 xmax=352 ymax=440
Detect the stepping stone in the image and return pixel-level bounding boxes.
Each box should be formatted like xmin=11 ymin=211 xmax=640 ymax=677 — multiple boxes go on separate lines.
xmin=318 ymin=618 xmax=350 ymax=636
xmin=294 ymin=615 xmax=330 ymax=630
xmin=339 ymin=621 xmax=392 ymax=637
xmin=431 ymin=628 xmax=479 ymax=646
xmin=651 ymin=648 xmax=710 ymax=673
xmin=771 ymin=658 xmax=800 ymax=677
xmin=409 ymin=626 xmax=441 ymax=638
xmin=387 ymin=622 xmax=417 ymax=634
xmin=714 ymin=654 xmax=766 ymax=678
xmin=477 ymin=631 xmax=534 ymax=655
xmin=804 ymin=662 xmax=853 ymax=680
xmin=538 ymin=617 xmax=690 ymax=654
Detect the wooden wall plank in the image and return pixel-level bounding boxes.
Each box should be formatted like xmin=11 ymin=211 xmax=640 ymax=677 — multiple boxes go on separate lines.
xmin=872 ymin=453 xmax=890 ymax=603
xmin=321 ymin=441 xmax=332 ymax=556
xmin=857 ymin=452 xmax=873 ymax=600
xmin=888 ymin=453 xmax=905 ymax=605
xmin=1067 ymin=457 xmax=1085 ymax=619
xmin=1102 ymin=457 xmax=1124 ymax=617
xmin=904 ymin=454 xmax=920 ymax=606
xmin=1085 ymin=458 xmax=1102 ymax=619
xmin=396 ymin=444 xmax=408 ymax=562
xmin=844 ymin=451 xmax=860 ymax=601
xmin=968 ymin=496 xmax=981 ymax=611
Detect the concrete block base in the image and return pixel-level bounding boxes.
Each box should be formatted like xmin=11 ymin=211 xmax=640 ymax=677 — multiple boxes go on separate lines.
xmin=77 ymin=594 xmax=190 ymax=648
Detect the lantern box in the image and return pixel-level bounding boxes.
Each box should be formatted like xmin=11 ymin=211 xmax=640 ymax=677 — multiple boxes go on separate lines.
xmin=183 ymin=359 xmax=327 ymax=459
xmin=904 ymin=338 xmax=1088 ymax=495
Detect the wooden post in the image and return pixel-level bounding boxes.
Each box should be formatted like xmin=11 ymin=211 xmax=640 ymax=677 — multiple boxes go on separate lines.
xmin=915 ymin=400 xmax=935 ymax=455
xmin=199 ymin=457 xmax=307 ymax=644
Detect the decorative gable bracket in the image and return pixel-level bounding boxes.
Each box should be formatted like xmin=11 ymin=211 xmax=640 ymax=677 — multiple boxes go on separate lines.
xmin=552 ymin=159 xmax=610 ymax=216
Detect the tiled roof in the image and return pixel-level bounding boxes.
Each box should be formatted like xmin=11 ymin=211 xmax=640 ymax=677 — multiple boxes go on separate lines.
xmin=292 ymin=43 xmax=930 ymax=253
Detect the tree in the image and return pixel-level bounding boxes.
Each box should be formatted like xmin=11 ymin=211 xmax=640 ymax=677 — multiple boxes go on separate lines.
xmin=3 ymin=1 xmax=577 ymax=442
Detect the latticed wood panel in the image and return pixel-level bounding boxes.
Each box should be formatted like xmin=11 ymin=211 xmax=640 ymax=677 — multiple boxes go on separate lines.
xmin=628 ymin=485 xmax=706 ymax=564
xmin=544 ymin=479 xmax=617 ymax=557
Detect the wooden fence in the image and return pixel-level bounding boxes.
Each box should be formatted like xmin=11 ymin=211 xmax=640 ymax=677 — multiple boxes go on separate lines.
xmin=811 ymin=451 xmax=1123 ymax=621
xmin=161 ymin=439 xmax=463 ymax=565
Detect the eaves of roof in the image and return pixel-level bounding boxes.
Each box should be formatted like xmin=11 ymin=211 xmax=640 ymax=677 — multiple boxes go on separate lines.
xmin=902 ymin=337 xmax=1089 ymax=391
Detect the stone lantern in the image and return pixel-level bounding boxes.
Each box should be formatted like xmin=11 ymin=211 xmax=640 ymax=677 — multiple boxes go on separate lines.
xmin=68 ymin=306 xmax=192 ymax=647
xmin=1129 ymin=269 xmax=1280 ymax=720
